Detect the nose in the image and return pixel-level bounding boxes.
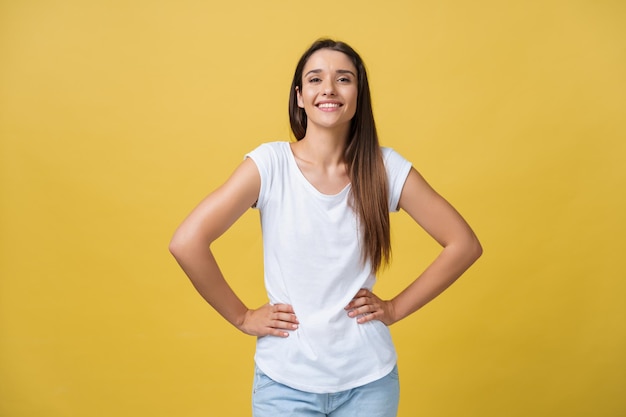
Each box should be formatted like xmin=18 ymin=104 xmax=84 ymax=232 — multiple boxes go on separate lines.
xmin=322 ymin=79 xmax=335 ymax=96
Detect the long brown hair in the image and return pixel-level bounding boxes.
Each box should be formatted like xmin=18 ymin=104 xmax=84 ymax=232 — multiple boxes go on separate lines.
xmin=288 ymin=39 xmax=391 ymax=274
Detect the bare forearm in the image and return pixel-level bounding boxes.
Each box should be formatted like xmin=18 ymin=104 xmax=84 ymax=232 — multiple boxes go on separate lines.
xmin=170 ymin=243 xmax=248 ymax=329
xmin=167 ymin=160 xmax=300 ymax=337
xmin=391 ymin=237 xmax=482 ymax=322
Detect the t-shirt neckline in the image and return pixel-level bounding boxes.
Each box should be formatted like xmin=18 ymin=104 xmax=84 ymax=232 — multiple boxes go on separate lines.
xmin=284 ymin=142 xmax=351 ymax=198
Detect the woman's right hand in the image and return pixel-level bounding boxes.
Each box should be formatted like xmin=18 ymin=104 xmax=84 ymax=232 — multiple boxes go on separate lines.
xmin=239 ymin=303 xmax=299 ymax=338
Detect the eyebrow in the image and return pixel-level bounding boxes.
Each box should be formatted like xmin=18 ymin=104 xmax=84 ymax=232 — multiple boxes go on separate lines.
xmin=304 ymin=69 xmax=357 ymax=78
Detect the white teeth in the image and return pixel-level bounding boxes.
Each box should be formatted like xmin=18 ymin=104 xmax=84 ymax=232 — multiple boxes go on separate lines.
xmin=317 ymin=103 xmax=341 ymax=108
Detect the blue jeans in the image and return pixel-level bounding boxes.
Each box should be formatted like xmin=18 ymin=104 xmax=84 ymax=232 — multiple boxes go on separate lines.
xmin=252 ymin=365 xmax=400 ymax=417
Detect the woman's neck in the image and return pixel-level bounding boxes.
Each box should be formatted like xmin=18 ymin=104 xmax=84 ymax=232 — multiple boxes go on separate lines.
xmin=296 ymin=126 xmax=349 ymax=168
xmin=290 ymin=133 xmax=350 ymax=195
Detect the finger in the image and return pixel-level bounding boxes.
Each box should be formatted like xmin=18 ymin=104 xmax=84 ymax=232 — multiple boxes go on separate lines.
xmin=271 ymin=313 xmax=299 ymax=328
xmin=345 ymin=289 xmax=374 ymax=308
xmin=346 ymin=295 xmax=372 ymax=310
xmin=346 ymin=296 xmax=366 ymax=310
xmin=347 ymin=305 xmax=378 ymax=322
xmin=347 ymin=302 xmax=375 ymax=318
xmin=271 ymin=319 xmax=299 ymax=330
xmin=273 ymin=303 xmax=295 ymax=314
xmin=274 ymin=312 xmax=299 ymax=324
xmin=356 ymin=311 xmax=378 ymax=324
xmin=267 ymin=328 xmax=290 ymax=338
xmin=348 ymin=289 xmax=369 ymax=302
xmin=356 ymin=288 xmax=370 ymax=297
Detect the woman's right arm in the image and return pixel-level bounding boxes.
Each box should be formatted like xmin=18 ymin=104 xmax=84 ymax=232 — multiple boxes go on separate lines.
xmin=169 ymin=158 xmax=298 ymax=337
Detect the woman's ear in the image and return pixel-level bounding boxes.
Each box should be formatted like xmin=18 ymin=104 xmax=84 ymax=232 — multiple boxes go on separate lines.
xmin=296 ymin=86 xmax=304 ymax=109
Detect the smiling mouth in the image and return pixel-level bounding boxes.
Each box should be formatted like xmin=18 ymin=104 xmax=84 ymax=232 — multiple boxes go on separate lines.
xmin=316 ymin=103 xmax=342 ymax=109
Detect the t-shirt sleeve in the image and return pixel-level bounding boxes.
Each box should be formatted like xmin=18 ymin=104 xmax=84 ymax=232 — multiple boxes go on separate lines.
xmin=381 ymin=147 xmax=412 ymax=212
xmin=244 ymin=143 xmax=276 ymax=210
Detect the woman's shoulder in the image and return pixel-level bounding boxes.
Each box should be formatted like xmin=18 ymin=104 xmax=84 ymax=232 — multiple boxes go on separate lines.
xmin=249 ymin=141 xmax=289 ymax=155
xmin=380 ymin=146 xmax=411 ymax=166
xmin=250 ymin=141 xmax=290 ymax=151
xmin=380 ymin=146 xmax=395 ymax=158
xmin=246 ymin=141 xmax=293 ymax=172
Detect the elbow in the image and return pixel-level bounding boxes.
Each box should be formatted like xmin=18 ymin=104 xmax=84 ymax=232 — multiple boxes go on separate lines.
xmin=169 ymin=230 xmax=192 ymax=261
xmin=168 ymin=234 xmax=184 ymax=260
xmin=468 ymin=234 xmax=483 ymax=264
xmin=474 ymin=239 xmax=483 ymax=261
xmin=169 ymin=227 xmax=213 ymax=262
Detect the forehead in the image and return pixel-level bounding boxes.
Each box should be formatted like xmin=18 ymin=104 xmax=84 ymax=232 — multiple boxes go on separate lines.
xmin=303 ymin=49 xmax=357 ymax=74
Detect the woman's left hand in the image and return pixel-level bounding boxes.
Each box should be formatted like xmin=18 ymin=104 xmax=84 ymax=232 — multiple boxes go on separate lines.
xmin=345 ymin=289 xmax=397 ymax=326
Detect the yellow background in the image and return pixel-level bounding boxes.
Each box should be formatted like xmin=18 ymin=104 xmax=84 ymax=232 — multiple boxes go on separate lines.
xmin=1 ymin=1 xmax=624 ymax=416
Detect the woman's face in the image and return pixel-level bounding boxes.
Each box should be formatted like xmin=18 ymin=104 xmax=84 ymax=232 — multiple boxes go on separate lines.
xmin=297 ymin=49 xmax=358 ymax=136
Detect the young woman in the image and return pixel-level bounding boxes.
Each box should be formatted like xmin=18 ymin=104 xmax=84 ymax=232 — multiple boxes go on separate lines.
xmin=169 ymin=39 xmax=482 ymax=417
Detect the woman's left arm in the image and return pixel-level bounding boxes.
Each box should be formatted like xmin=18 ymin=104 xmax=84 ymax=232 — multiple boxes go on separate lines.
xmin=346 ymin=167 xmax=483 ymax=325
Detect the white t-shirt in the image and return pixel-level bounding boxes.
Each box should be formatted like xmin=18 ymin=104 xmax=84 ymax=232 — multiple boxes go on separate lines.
xmin=246 ymin=141 xmax=412 ymax=393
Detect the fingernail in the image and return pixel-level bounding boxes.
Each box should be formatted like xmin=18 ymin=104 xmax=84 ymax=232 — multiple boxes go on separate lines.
xmin=292 ymin=324 xmax=298 ymax=329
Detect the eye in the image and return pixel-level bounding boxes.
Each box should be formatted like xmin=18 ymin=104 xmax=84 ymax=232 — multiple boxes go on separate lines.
xmin=308 ymin=77 xmax=322 ymax=83
xmin=337 ymin=77 xmax=352 ymax=83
